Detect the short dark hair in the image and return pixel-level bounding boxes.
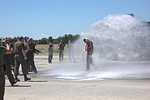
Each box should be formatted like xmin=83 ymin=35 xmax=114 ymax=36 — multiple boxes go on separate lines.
xmin=18 ymin=36 xmax=23 ymax=40
xmin=83 ymin=39 xmax=86 ymax=42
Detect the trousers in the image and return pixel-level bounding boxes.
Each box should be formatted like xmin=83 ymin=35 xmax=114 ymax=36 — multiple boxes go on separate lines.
xmin=0 ymin=65 xmax=5 ymax=100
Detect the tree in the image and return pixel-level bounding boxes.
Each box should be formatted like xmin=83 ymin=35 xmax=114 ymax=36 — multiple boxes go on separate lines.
xmin=39 ymin=38 xmax=48 ymax=44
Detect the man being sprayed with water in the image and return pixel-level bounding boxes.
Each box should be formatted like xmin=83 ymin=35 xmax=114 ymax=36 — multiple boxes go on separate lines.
xmin=83 ymin=38 xmax=95 ymax=71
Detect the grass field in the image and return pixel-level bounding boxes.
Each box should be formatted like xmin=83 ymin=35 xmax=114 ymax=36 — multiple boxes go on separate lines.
xmin=35 ymin=44 xmax=62 ymax=53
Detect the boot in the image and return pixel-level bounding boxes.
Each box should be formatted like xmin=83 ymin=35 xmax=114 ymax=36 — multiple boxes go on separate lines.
xmin=24 ymin=75 xmax=31 ymax=81
xmin=15 ymin=76 xmax=20 ymax=82
xmin=11 ymin=81 xmax=17 ymax=86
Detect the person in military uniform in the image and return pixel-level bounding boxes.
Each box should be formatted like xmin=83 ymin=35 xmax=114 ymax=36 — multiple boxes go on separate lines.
xmin=0 ymin=38 xmax=6 ymax=100
xmin=58 ymin=40 xmax=65 ymax=62
xmin=48 ymin=42 xmax=53 ymax=63
xmin=13 ymin=36 xmax=31 ymax=81
xmin=3 ymin=39 xmax=17 ymax=86
xmin=26 ymin=38 xmax=38 ymax=74
xmin=48 ymin=36 xmax=53 ymax=63
xmin=83 ymin=38 xmax=94 ymax=71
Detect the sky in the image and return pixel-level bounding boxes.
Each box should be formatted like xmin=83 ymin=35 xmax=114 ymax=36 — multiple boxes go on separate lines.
xmin=0 ymin=0 xmax=150 ymax=39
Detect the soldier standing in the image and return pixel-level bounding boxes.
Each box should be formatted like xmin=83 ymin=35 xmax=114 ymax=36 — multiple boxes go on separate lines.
xmin=0 ymin=38 xmax=6 ymax=100
xmin=58 ymin=40 xmax=65 ymax=62
xmin=48 ymin=42 xmax=53 ymax=63
xmin=26 ymin=38 xmax=38 ymax=74
xmin=48 ymin=36 xmax=53 ymax=63
xmin=13 ymin=36 xmax=31 ymax=81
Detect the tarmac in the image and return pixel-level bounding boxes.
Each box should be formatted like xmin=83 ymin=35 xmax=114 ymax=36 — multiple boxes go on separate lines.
xmin=4 ymin=53 xmax=150 ymax=100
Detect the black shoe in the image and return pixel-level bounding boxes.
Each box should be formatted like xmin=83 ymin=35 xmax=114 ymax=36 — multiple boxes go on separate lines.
xmin=24 ymin=77 xmax=31 ymax=81
xmin=11 ymin=81 xmax=17 ymax=86
xmin=15 ymin=77 xmax=20 ymax=82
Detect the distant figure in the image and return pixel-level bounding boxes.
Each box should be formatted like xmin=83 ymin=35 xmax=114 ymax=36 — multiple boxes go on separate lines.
xmin=67 ymin=39 xmax=75 ymax=62
xmin=58 ymin=40 xmax=65 ymax=62
xmin=0 ymin=38 xmax=6 ymax=100
xmin=83 ymin=38 xmax=94 ymax=71
xmin=48 ymin=42 xmax=53 ymax=63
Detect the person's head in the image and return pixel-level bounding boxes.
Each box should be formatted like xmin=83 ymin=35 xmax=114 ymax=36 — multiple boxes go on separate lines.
xmin=29 ymin=38 xmax=33 ymax=41
xmin=48 ymin=36 xmax=53 ymax=43
xmin=29 ymin=38 xmax=33 ymax=43
xmin=0 ymin=38 xmax=6 ymax=47
xmin=2 ymin=38 xmax=6 ymax=43
xmin=17 ymin=36 xmax=24 ymax=42
xmin=83 ymin=38 xmax=88 ymax=43
xmin=9 ymin=38 xmax=14 ymax=43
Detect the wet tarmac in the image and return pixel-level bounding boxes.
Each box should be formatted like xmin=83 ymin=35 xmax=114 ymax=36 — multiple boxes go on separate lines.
xmin=41 ymin=61 xmax=150 ymax=81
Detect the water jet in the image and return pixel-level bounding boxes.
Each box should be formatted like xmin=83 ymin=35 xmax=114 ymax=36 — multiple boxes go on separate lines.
xmin=43 ymin=14 xmax=150 ymax=80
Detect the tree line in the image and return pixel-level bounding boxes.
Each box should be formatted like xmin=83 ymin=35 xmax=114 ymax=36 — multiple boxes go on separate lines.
xmin=36 ymin=34 xmax=80 ymax=44
xmin=3 ymin=34 xmax=80 ymax=44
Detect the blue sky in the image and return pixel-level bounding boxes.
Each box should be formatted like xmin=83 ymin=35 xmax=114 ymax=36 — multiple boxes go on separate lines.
xmin=0 ymin=0 xmax=150 ymax=39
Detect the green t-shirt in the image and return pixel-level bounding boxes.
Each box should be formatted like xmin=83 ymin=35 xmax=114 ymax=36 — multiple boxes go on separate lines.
xmin=13 ymin=41 xmax=25 ymax=55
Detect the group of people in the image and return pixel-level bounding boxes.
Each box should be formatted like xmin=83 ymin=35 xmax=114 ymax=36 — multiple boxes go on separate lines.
xmin=48 ymin=38 xmax=94 ymax=71
xmin=48 ymin=38 xmax=67 ymax=63
xmin=55 ymin=38 xmax=94 ymax=71
xmin=0 ymin=36 xmax=94 ymax=100
xmin=0 ymin=36 xmax=41 ymax=100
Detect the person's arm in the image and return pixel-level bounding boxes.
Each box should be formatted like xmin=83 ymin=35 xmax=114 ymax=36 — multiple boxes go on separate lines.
xmin=21 ymin=43 xmax=27 ymax=59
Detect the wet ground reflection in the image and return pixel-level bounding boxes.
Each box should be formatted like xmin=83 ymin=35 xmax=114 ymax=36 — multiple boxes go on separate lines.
xmin=41 ymin=62 xmax=150 ymax=81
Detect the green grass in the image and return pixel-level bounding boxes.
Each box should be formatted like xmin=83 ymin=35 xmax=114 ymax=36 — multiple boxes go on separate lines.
xmin=35 ymin=44 xmax=48 ymax=53
xmin=35 ymin=44 xmax=60 ymax=53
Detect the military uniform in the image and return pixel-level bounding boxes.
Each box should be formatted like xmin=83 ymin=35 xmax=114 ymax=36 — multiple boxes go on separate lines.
xmin=3 ymin=43 xmax=17 ymax=86
xmin=0 ymin=46 xmax=6 ymax=100
xmin=48 ymin=42 xmax=53 ymax=63
xmin=58 ymin=41 xmax=65 ymax=62
xmin=13 ymin=38 xmax=31 ymax=81
xmin=26 ymin=41 xmax=37 ymax=73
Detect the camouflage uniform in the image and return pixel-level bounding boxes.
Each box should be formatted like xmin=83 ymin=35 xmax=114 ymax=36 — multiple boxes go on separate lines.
xmin=58 ymin=41 xmax=65 ymax=62
xmin=13 ymin=38 xmax=31 ymax=81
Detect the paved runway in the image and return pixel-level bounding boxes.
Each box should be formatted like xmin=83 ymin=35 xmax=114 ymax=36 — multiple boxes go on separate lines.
xmin=5 ymin=55 xmax=150 ymax=100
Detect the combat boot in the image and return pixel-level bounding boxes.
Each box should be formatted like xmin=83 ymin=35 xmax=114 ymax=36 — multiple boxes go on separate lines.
xmin=24 ymin=75 xmax=31 ymax=81
xmin=15 ymin=76 xmax=20 ymax=82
